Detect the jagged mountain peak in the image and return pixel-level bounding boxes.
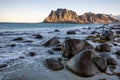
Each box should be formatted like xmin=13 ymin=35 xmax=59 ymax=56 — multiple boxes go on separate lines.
xmin=43 ymin=8 xmax=119 ymax=23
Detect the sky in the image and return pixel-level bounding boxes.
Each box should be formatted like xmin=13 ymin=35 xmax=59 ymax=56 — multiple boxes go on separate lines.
xmin=0 ymin=0 xmax=120 ymax=23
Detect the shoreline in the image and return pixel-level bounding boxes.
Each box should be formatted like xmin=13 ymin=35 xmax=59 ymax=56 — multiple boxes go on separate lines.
xmin=0 ymin=23 xmax=120 ymax=80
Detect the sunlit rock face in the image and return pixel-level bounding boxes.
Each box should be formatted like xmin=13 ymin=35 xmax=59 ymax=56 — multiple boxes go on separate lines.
xmin=43 ymin=8 xmax=119 ymax=23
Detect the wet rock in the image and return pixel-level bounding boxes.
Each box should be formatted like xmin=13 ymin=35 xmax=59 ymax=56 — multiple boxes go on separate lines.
xmin=10 ymin=44 xmax=16 ymax=47
xmin=23 ymin=40 xmax=33 ymax=43
xmin=62 ymin=39 xmax=94 ymax=59
xmin=65 ymin=37 xmax=71 ymax=39
xmin=13 ymin=37 xmax=23 ymax=41
xmin=19 ymin=56 xmax=25 ymax=59
xmin=91 ymin=31 xmax=98 ymax=34
xmin=116 ymin=50 xmax=120 ymax=56
xmin=93 ymin=57 xmax=107 ymax=72
xmin=106 ymin=57 xmax=117 ymax=65
xmin=48 ymin=50 xmax=54 ymax=54
xmin=92 ymin=39 xmax=108 ymax=43
xmin=43 ymin=37 xmax=60 ymax=47
xmin=116 ymin=31 xmax=120 ymax=34
xmin=83 ymin=28 xmax=87 ymax=29
xmin=109 ymin=65 xmax=116 ymax=69
xmin=54 ymin=29 xmax=60 ymax=32
xmin=112 ymin=42 xmax=118 ymax=46
xmin=33 ymin=34 xmax=43 ymax=39
xmin=28 ymin=52 xmax=36 ymax=57
xmin=44 ymin=57 xmax=64 ymax=71
xmin=99 ymin=53 xmax=117 ymax=65
xmin=87 ymin=35 xmax=100 ymax=39
xmin=66 ymin=30 xmax=76 ymax=34
xmin=75 ymin=29 xmax=81 ymax=32
xmin=67 ymin=49 xmax=99 ymax=77
xmin=101 ymin=30 xmax=115 ymax=41
xmin=56 ymin=44 xmax=62 ymax=47
xmin=88 ymin=27 xmax=91 ymax=30
xmin=52 ymin=47 xmax=61 ymax=51
xmin=95 ymin=43 xmax=111 ymax=52
xmin=0 ymin=64 xmax=7 ymax=69
xmin=99 ymin=78 xmax=106 ymax=80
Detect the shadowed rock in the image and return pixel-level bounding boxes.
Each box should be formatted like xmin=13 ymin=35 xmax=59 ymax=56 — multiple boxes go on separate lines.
xmin=93 ymin=57 xmax=107 ymax=72
xmin=43 ymin=37 xmax=60 ymax=47
xmin=116 ymin=31 xmax=120 ymax=34
xmin=47 ymin=50 xmax=54 ymax=54
xmin=10 ymin=44 xmax=16 ymax=47
xmin=95 ymin=43 xmax=111 ymax=52
xmin=99 ymin=53 xmax=117 ymax=65
xmin=106 ymin=57 xmax=117 ymax=65
xmin=54 ymin=29 xmax=60 ymax=32
xmin=116 ymin=50 xmax=120 ymax=56
xmin=66 ymin=30 xmax=76 ymax=34
xmin=28 ymin=52 xmax=36 ymax=57
xmin=13 ymin=37 xmax=23 ymax=41
xmin=62 ymin=39 xmax=94 ymax=59
xmin=101 ymin=30 xmax=115 ymax=41
xmin=52 ymin=47 xmax=61 ymax=51
xmin=67 ymin=49 xmax=99 ymax=77
xmin=0 ymin=64 xmax=7 ymax=69
xmin=44 ymin=57 xmax=64 ymax=71
xmin=33 ymin=34 xmax=43 ymax=39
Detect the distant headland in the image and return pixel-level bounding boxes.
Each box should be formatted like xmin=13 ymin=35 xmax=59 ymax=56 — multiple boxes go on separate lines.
xmin=43 ymin=8 xmax=119 ymax=24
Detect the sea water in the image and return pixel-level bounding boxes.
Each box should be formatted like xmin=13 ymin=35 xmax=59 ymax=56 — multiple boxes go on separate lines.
xmin=0 ymin=23 xmax=103 ymax=32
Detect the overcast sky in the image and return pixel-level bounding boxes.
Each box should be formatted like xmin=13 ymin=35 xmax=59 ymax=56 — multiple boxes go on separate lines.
xmin=0 ymin=0 xmax=120 ymax=22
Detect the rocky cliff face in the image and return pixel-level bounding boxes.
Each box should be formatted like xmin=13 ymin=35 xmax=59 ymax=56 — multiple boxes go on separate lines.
xmin=43 ymin=9 xmax=119 ymax=23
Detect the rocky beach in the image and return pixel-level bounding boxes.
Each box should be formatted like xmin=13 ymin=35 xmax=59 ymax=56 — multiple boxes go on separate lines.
xmin=0 ymin=22 xmax=120 ymax=80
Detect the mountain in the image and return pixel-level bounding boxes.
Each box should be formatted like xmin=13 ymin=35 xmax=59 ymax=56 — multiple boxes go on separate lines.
xmin=115 ymin=15 xmax=120 ymax=20
xmin=43 ymin=8 xmax=119 ymax=23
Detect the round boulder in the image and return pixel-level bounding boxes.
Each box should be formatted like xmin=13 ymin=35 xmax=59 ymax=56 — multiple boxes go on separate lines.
xmin=62 ymin=39 xmax=94 ymax=59
xmin=43 ymin=37 xmax=60 ymax=47
xmin=44 ymin=57 xmax=64 ymax=71
xmin=95 ymin=43 xmax=111 ymax=52
xmin=67 ymin=49 xmax=99 ymax=77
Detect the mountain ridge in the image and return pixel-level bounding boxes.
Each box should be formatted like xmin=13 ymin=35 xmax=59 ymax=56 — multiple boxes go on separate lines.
xmin=43 ymin=8 xmax=119 ymax=23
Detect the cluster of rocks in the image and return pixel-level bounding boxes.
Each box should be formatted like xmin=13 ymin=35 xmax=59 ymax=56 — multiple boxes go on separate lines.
xmin=43 ymin=26 xmax=120 ymax=78
xmin=43 ymin=36 xmax=119 ymax=77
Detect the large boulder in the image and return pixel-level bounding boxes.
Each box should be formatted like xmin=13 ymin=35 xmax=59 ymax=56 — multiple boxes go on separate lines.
xmin=95 ymin=43 xmax=111 ymax=52
xmin=67 ymin=49 xmax=99 ymax=77
xmin=101 ymin=30 xmax=115 ymax=41
xmin=61 ymin=39 xmax=94 ymax=59
xmin=44 ymin=57 xmax=64 ymax=71
xmin=43 ymin=37 xmax=60 ymax=47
